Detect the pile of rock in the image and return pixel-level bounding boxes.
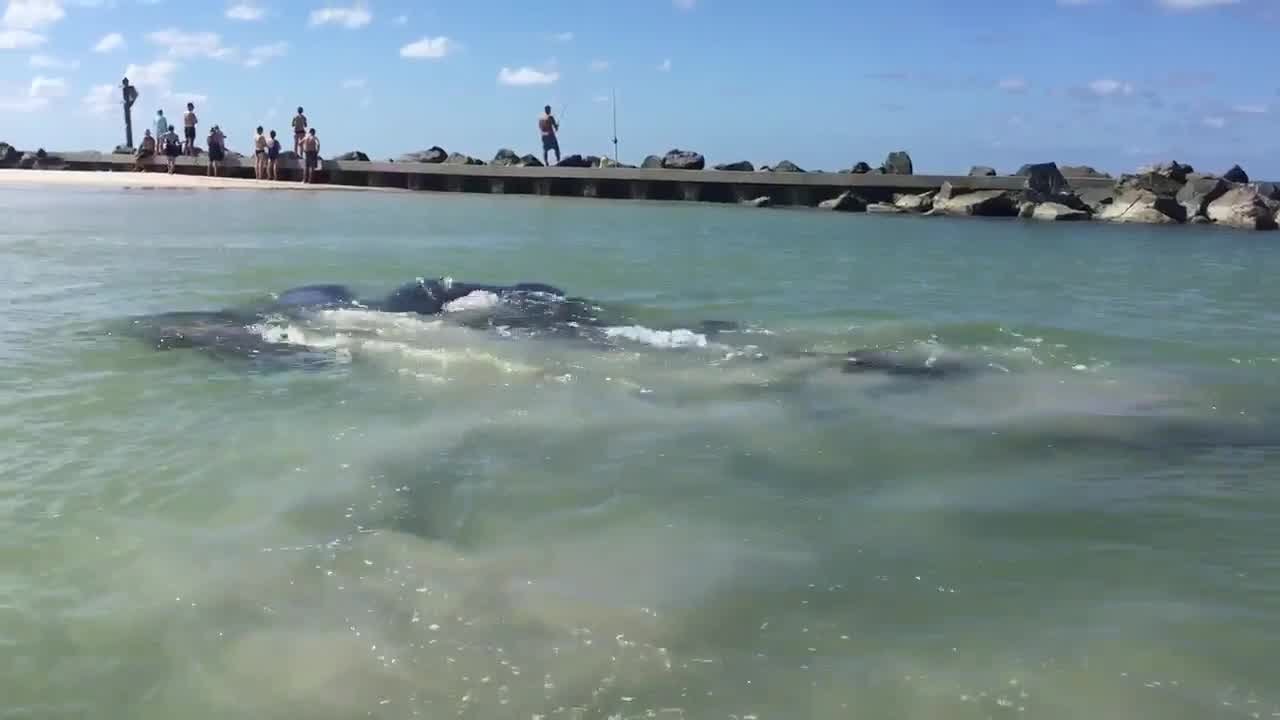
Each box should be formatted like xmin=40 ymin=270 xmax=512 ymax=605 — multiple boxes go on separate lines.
xmin=1088 ymin=161 xmax=1278 ymax=230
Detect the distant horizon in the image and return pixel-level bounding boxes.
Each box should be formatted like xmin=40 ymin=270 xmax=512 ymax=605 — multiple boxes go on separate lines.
xmin=3 ymin=0 xmax=1278 ymax=178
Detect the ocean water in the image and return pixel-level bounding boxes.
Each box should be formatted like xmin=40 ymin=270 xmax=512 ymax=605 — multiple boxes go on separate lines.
xmin=1 ymin=184 xmax=1279 ymax=720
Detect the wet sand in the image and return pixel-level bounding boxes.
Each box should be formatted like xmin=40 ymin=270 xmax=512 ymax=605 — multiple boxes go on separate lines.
xmin=0 ymin=169 xmax=396 ymax=193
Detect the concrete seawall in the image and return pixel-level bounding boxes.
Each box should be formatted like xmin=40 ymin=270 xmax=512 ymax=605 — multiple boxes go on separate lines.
xmin=42 ymin=151 xmax=1119 ymax=207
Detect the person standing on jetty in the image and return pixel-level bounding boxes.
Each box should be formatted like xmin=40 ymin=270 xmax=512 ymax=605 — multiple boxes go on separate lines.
xmin=292 ymin=107 xmax=308 ymax=155
xmin=182 ymin=102 xmax=198 ymax=156
xmin=253 ymin=126 xmax=267 ymax=179
xmin=206 ymin=125 xmax=226 ymax=177
xmin=154 ymin=110 xmax=168 ymax=149
xmin=301 ymin=128 xmax=320 ymax=184
xmin=266 ymin=130 xmax=281 ymax=181
xmin=160 ymin=125 xmax=181 ymax=174
xmin=539 ymin=104 xmax=561 ymax=166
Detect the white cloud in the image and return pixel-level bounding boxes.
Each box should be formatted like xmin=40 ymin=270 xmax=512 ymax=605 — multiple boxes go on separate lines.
xmin=589 ymin=58 xmax=609 ymax=72
xmin=147 ymin=27 xmax=236 ymax=60
xmin=1202 ymin=115 xmax=1226 ymax=129
xmin=341 ymin=77 xmax=365 ymax=88
xmin=592 ymin=94 xmax=609 ymax=103
xmin=3 ymin=0 xmax=65 ymax=30
xmin=497 ymin=66 xmax=558 ymax=86
xmin=92 ymin=31 xmax=123 ymax=52
xmin=244 ymin=40 xmax=286 ymax=67
xmin=29 ymin=52 xmax=76 ymax=68
xmin=1158 ymin=0 xmax=1238 ymax=8
xmin=81 ymin=82 xmax=115 ymax=113
xmin=673 ymin=0 xmax=695 ymax=9
xmin=399 ymin=35 xmax=453 ymax=59
xmin=998 ymin=77 xmax=1028 ymax=93
xmin=552 ymin=31 xmax=573 ymax=42
xmin=308 ymin=3 xmax=370 ymax=28
xmin=29 ymin=74 xmax=66 ymax=97
xmin=85 ymin=59 xmax=204 ymax=115
xmin=392 ymin=13 xmax=406 ymax=25
xmin=1087 ymin=78 xmax=1134 ymax=97
xmin=2 ymin=72 xmax=66 ymax=112
xmin=1231 ymin=103 xmax=1268 ymax=114
xmin=657 ymin=58 xmax=672 ymax=72
xmin=0 ymin=28 xmax=44 ymax=48
xmin=225 ymin=2 xmax=264 ymax=21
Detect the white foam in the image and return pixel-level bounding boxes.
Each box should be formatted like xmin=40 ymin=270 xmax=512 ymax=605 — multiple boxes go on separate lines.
xmin=603 ymin=325 xmax=709 ymax=349
xmin=443 ymin=290 xmax=501 ymax=313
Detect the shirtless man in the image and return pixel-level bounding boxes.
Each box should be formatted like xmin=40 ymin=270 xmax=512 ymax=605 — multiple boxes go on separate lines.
xmin=134 ymin=129 xmax=156 ymax=171
xmin=253 ymin=126 xmax=268 ymax=180
xmin=182 ymin=102 xmax=198 ymax=156
xmin=292 ymin=107 xmax=308 ymax=155
xmin=539 ymin=104 xmax=560 ymax=166
xmin=301 ymin=128 xmax=320 ymax=184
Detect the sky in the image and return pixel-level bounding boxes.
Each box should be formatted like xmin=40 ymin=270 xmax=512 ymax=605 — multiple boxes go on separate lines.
xmin=1 ymin=0 xmax=1278 ymax=177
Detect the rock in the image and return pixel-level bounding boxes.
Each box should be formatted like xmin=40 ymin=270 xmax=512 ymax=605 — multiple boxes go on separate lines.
xmin=1018 ymin=202 xmax=1036 ymax=219
xmin=585 ymin=156 xmax=603 ymax=168
xmin=1019 ymin=162 xmax=1071 ymax=196
xmin=1097 ymin=189 xmax=1186 ymax=224
xmin=1077 ymin=186 xmax=1115 ymax=213
xmin=113 ymin=144 xmax=134 ymax=155
xmin=278 ymin=151 xmax=299 ymax=161
xmin=866 ymin=202 xmax=904 ymax=214
xmin=1032 ymin=202 xmax=1090 ymax=221
xmin=969 ymin=166 xmax=997 ymax=177
xmin=556 ymin=154 xmax=591 ymax=168
xmin=661 ymin=149 xmax=705 ymax=170
xmin=399 ymin=147 xmax=447 ymax=163
xmin=742 ymin=196 xmax=772 ymax=208
xmin=849 ymin=161 xmax=872 ymax=174
xmin=491 ymin=148 xmax=521 ymax=166
xmin=1140 ymin=160 xmax=1194 ymax=183
xmin=1222 ymin=164 xmax=1249 ymax=184
xmin=446 ymin=152 xmax=483 ymax=165
xmin=335 ymin=151 xmax=370 ymax=162
xmin=818 ymin=191 xmax=867 ymax=212
xmin=1254 ymin=181 xmax=1280 ymax=200
xmin=881 ymin=151 xmax=913 ymax=175
xmin=932 ymin=183 xmax=1018 ymax=217
xmin=1176 ymin=176 xmax=1230 ymax=219
xmin=1060 ymin=165 xmax=1111 ymax=179
xmin=892 ymin=191 xmax=934 ymax=212
xmin=1119 ymin=172 xmax=1184 ymax=198
xmin=0 ymin=142 xmax=20 ymax=167
xmin=771 ymin=160 xmax=805 ymax=173
xmin=1189 ymin=215 xmax=1212 ymax=225
xmin=518 ymin=154 xmax=544 ymax=167
xmin=225 ymin=150 xmax=244 ymax=160
xmin=641 ymin=155 xmax=663 ymax=169
xmin=1206 ymin=186 xmax=1279 ymax=230
xmin=714 ymin=161 xmax=755 ymax=172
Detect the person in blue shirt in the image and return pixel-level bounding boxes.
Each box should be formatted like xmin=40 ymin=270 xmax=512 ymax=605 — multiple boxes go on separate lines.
xmin=154 ymin=110 xmax=168 ymax=145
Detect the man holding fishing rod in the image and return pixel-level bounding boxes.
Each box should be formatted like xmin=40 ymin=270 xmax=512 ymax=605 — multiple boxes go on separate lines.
xmin=539 ymin=104 xmax=562 ymax=166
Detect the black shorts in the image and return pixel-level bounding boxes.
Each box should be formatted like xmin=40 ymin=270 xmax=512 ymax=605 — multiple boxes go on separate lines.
xmin=184 ymin=126 xmax=196 ymax=141
xmin=208 ymin=145 xmax=225 ymax=162
xmin=305 ymin=151 xmax=318 ymax=167
xmin=541 ymin=134 xmax=559 ymax=152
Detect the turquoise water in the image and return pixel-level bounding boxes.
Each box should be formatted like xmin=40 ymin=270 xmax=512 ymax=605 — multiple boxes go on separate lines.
xmin=2 ymin=184 xmax=1279 ymax=720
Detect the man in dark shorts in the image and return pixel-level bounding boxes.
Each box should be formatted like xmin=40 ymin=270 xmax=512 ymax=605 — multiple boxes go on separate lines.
xmin=162 ymin=124 xmax=181 ymax=173
xmin=539 ymin=104 xmax=560 ymax=166
xmin=182 ymin=102 xmax=198 ymax=156
xmin=292 ymin=107 xmax=308 ymax=154
xmin=206 ymin=125 xmax=225 ymax=177
xmin=301 ymin=127 xmax=320 ymax=184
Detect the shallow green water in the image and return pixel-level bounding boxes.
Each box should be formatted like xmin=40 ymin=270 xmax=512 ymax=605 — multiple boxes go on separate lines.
xmin=2 ymin=185 xmax=1279 ymax=720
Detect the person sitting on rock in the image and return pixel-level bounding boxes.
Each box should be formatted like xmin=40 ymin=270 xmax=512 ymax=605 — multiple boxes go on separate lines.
xmin=134 ymin=130 xmax=156 ymax=172
xmin=539 ymin=104 xmax=561 ymax=166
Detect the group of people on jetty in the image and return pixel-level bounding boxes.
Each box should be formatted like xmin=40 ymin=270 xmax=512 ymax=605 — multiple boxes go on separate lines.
xmin=131 ymin=104 xmax=323 ymax=183
xmin=127 ymin=102 xmax=566 ymax=184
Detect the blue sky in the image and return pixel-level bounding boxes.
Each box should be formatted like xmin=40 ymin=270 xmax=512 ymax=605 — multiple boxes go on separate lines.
xmin=2 ymin=0 xmax=1278 ymax=177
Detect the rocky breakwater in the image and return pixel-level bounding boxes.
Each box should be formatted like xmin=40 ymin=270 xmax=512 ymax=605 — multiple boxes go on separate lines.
xmin=1089 ymin=161 xmax=1278 ymax=231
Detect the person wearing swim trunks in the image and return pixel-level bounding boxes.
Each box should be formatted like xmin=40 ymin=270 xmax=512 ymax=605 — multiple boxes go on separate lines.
xmin=182 ymin=102 xmax=198 ymax=156
xmin=253 ymin=126 xmax=267 ymax=180
xmin=539 ymin=104 xmax=560 ymax=166
xmin=266 ymin=130 xmax=281 ymax=181
xmin=206 ymin=125 xmax=226 ymax=177
xmin=161 ymin=124 xmax=181 ymax=174
xmin=301 ymin=127 xmax=320 ymax=184
xmin=134 ymin=130 xmax=156 ymax=172
xmin=292 ymin=107 xmax=308 ymax=155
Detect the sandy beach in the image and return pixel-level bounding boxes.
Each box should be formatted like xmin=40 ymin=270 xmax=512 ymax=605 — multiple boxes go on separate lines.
xmin=0 ymin=169 xmax=396 ymax=193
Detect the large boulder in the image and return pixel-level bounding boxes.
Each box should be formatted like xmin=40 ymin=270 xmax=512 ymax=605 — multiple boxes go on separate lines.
xmin=399 ymin=147 xmax=447 ymax=163
xmin=556 ymin=154 xmax=591 ymax=168
xmin=892 ymin=191 xmax=934 ymax=212
xmin=1097 ymin=189 xmax=1186 ymax=224
xmin=1206 ymin=186 xmax=1279 ymax=230
xmin=818 ymin=190 xmax=867 ymax=212
xmin=849 ymin=161 xmax=873 ymax=174
xmin=518 ymin=154 xmax=544 ymax=167
xmin=866 ymin=202 xmax=905 ymax=214
xmin=1222 ymin=164 xmax=1249 ymax=184
xmin=1032 ymin=202 xmax=1090 ymax=221
xmin=1176 ymin=176 xmax=1230 ymax=219
xmin=1118 ymin=171 xmax=1185 ymax=198
xmin=1021 ymin=162 xmax=1071 ymax=196
xmin=661 ymin=149 xmax=705 ymax=170
xmin=881 ymin=151 xmax=913 ymax=175
xmin=335 ymin=151 xmax=370 ymax=162
xmin=932 ymin=182 xmax=1018 ymax=216
xmin=714 ymin=161 xmax=754 ymax=172
xmin=1139 ymin=160 xmax=1194 ymax=183
xmin=1060 ymin=165 xmax=1111 ymax=179
xmin=0 ymin=142 xmax=21 ymax=167
xmin=445 ymin=152 xmax=483 ymax=165
xmin=641 ymin=155 xmax=663 ymax=169
xmin=771 ymin=160 xmax=805 ymax=173
xmin=969 ymin=166 xmax=997 ymax=177
xmin=278 ymin=150 xmax=299 ymax=161
xmin=1077 ymin=186 xmax=1116 ymax=214
xmin=491 ymin=148 xmax=521 ymax=166
xmin=1255 ymin=181 xmax=1280 ymax=201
